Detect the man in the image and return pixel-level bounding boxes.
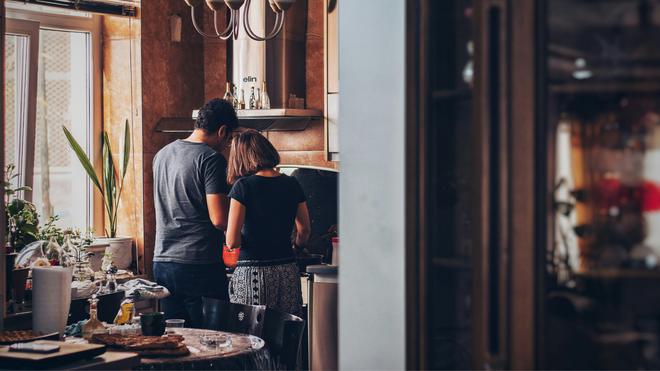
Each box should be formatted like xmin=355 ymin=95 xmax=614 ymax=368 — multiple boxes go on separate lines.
xmin=152 ymin=98 xmax=238 ymax=327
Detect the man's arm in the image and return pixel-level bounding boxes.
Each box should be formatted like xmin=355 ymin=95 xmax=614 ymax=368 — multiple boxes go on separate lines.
xmin=207 ymin=193 xmax=230 ymax=230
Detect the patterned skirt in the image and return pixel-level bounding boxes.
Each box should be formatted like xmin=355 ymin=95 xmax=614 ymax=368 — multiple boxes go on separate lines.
xmin=229 ymin=261 xmax=303 ymax=317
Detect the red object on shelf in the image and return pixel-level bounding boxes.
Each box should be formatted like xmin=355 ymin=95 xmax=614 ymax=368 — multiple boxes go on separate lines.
xmin=222 ymin=245 xmax=240 ymax=268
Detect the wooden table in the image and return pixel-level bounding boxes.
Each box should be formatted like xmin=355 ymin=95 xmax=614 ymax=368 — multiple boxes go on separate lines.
xmin=136 ymin=328 xmax=267 ymax=370
xmin=53 ymin=351 xmax=140 ymax=370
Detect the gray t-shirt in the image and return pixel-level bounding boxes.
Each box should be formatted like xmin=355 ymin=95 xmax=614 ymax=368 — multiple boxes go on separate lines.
xmin=153 ymin=140 xmax=230 ymax=264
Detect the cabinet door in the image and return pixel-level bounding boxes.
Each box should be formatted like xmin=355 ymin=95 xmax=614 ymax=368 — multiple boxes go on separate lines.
xmin=408 ymin=0 xmax=539 ymax=368
xmin=407 ymin=0 xmax=478 ymax=369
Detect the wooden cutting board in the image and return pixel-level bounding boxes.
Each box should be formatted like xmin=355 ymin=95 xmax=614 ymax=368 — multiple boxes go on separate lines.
xmin=0 ymin=340 xmax=106 ymax=370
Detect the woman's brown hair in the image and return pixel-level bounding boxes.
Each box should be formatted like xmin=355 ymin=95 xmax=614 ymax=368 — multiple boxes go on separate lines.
xmin=227 ymin=129 xmax=281 ymax=184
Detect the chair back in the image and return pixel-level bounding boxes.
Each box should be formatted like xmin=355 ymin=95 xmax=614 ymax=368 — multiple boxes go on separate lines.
xmin=262 ymin=308 xmax=306 ymax=370
xmin=202 ymin=297 xmax=266 ymax=336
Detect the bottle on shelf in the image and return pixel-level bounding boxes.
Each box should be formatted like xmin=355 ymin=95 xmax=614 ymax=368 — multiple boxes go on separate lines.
xmin=233 ymin=85 xmax=240 ymax=110
xmin=223 ymin=82 xmax=234 ymax=105
xmin=239 ymin=89 xmax=246 ymax=109
xmin=261 ymin=81 xmax=271 ymax=109
xmin=249 ymin=87 xmax=256 ymax=109
xmin=83 ymin=294 xmax=105 ymax=340
xmin=256 ymin=88 xmax=262 ymax=109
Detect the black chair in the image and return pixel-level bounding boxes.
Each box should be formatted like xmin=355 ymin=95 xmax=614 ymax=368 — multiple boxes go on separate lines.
xmin=68 ymin=290 xmax=125 ymax=324
xmin=262 ymin=308 xmax=306 ymax=371
xmin=202 ymin=297 xmax=266 ymax=336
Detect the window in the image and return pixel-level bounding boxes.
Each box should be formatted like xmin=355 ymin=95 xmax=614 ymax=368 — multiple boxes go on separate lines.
xmin=4 ymin=6 xmax=101 ymax=230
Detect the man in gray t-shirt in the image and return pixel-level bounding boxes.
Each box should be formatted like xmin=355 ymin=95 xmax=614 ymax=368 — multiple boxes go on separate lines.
xmin=152 ymin=98 xmax=238 ymax=327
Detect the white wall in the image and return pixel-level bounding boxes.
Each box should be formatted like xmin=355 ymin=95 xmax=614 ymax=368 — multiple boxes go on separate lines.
xmin=338 ymin=0 xmax=406 ymax=369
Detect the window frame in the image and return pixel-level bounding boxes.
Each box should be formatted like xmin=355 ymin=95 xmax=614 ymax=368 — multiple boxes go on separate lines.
xmin=5 ymin=7 xmax=103 ymax=233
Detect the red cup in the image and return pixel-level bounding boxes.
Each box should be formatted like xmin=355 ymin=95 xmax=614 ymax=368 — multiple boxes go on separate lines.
xmin=223 ymin=245 xmax=240 ymax=268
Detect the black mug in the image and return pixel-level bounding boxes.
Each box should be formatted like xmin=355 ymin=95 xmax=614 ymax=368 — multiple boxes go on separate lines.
xmin=140 ymin=312 xmax=166 ymax=336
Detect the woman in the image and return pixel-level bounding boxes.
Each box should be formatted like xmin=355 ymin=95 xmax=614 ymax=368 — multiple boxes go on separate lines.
xmin=225 ymin=130 xmax=310 ymax=316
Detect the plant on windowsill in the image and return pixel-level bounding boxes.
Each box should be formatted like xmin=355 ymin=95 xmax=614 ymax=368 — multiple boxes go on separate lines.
xmin=63 ymin=120 xmax=134 ymax=269
xmin=4 ymin=164 xmax=39 ymax=253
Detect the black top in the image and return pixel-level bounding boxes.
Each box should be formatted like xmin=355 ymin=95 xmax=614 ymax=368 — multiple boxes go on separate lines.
xmin=153 ymin=140 xmax=230 ymax=264
xmin=228 ymin=174 xmax=306 ymax=263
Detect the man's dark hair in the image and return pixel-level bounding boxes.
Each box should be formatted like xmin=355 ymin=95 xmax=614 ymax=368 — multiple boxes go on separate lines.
xmin=195 ymin=98 xmax=238 ymax=133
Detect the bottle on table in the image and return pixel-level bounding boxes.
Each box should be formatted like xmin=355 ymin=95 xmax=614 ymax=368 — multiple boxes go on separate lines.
xmin=82 ymin=294 xmax=105 ymax=340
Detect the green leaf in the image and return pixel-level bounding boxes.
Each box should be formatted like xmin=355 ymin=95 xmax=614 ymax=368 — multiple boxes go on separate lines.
xmin=121 ymin=119 xmax=131 ymax=180
xmin=63 ymin=126 xmax=103 ymax=194
xmin=103 ymin=132 xmax=118 ymax=238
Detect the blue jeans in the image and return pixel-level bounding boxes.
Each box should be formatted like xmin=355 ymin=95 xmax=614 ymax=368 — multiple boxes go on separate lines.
xmin=153 ymin=262 xmax=228 ymax=328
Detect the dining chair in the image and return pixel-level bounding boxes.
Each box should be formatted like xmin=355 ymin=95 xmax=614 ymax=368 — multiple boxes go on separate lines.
xmin=262 ymin=308 xmax=306 ymax=371
xmin=201 ymin=297 xmax=267 ymax=336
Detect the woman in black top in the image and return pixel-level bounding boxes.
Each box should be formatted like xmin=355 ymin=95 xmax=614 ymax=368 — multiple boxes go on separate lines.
xmin=225 ymin=130 xmax=311 ymax=316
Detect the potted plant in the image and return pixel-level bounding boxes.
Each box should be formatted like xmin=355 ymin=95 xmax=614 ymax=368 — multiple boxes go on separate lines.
xmin=4 ymin=164 xmax=39 ymax=252
xmin=3 ymin=164 xmax=38 ymax=307
xmin=63 ymin=120 xmax=133 ymax=269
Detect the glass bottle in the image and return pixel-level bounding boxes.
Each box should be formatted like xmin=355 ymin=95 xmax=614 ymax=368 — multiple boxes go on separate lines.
xmin=83 ymin=294 xmax=105 ymax=340
xmin=61 ymin=234 xmax=75 ymax=267
xmin=249 ymin=87 xmax=256 ymax=109
xmin=223 ymin=82 xmax=234 ymax=105
xmin=256 ymin=88 xmax=262 ymax=109
xmin=260 ymin=81 xmax=271 ymax=109
xmin=114 ymin=297 xmax=136 ymax=325
xmin=105 ymin=272 xmax=117 ymax=292
xmin=239 ymin=89 xmax=246 ymax=109
xmin=43 ymin=237 xmax=62 ymax=266
xmin=232 ymin=85 xmax=240 ymax=110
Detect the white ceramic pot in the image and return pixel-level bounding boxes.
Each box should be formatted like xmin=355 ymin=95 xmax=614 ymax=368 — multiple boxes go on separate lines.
xmin=95 ymin=237 xmax=133 ymax=269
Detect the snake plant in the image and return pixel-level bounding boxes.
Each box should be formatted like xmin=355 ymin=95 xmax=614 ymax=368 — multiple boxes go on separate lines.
xmin=63 ymin=120 xmax=131 ymax=238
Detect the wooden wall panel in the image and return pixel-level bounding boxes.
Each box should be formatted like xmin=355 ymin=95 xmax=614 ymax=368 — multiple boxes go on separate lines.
xmin=102 ymin=16 xmax=145 ymax=273
xmin=141 ymin=0 xmax=205 ymax=277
